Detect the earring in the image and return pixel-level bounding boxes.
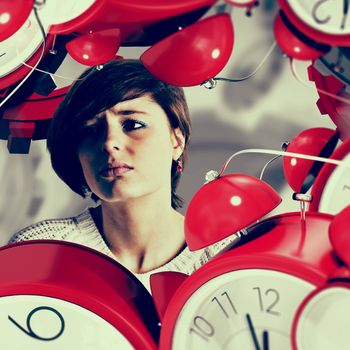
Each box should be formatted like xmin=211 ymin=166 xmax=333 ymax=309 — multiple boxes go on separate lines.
xmin=82 ymin=186 xmax=91 ymax=197
xmin=176 ymin=159 xmax=183 ymax=173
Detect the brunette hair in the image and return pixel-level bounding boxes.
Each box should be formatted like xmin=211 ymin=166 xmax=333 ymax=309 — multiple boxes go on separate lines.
xmin=47 ymin=59 xmax=191 ymax=209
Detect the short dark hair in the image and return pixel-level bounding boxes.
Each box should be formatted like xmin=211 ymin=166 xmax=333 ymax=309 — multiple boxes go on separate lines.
xmin=47 ymin=59 xmax=191 ymax=209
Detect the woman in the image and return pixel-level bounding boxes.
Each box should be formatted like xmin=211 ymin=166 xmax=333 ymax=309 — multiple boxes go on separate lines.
xmin=9 ymin=59 xmax=237 ymax=291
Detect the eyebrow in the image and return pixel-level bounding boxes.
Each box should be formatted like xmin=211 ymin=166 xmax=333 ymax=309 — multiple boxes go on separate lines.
xmin=84 ymin=108 xmax=149 ymax=127
xmin=113 ymin=109 xmax=147 ymax=115
xmin=111 ymin=98 xmax=153 ymax=113
xmin=106 ymin=105 xmax=150 ymax=118
xmin=88 ymin=104 xmax=149 ymax=124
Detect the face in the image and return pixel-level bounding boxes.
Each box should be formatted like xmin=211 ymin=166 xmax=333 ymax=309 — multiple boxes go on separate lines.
xmin=77 ymin=95 xmax=184 ymax=203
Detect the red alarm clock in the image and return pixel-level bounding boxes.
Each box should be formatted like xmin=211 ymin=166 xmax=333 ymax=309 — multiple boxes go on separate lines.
xmin=148 ymin=163 xmax=338 ymax=349
xmin=38 ymin=0 xmax=97 ymax=28
xmin=292 ymin=205 xmax=350 ymax=350
xmin=141 ymin=13 xmax=234 ymax=87
xmin=282 ymin=127 xmax=339 ymax=194
xmin=292 ymin=281 xmax=350 ymax=350
xmin=1 ymin=86 xmax=69 ymax=153
xmin=0 ymin=0 xmax=33 ymax=42
xmin=278 ymin=0 xmax=350 ymax=46
xmin=308 ymin=49 xmax=350 ymax=141
xmin=49 ymin=0 xmax=216 ymax=35
xmin=155 ymin=212 xmax=338 ymax=349
xmin=273 ymin=10 xmax=329 ymax=61
xmin=0 ymin=15 xmax=53 ymax=90
xmin=0 ymin=241 xmax=159 ymax=349
xmin=310 ymin=136 xmax=350 ymax=214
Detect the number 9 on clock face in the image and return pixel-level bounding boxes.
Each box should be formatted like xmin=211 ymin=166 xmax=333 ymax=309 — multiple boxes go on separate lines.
xmin=172 ymin=269 xmax=314 ymax=349
xmin=284 ymin=0 xmax=350 ymax=35
xmin=0 ymin=295 xmax=134 ymax=349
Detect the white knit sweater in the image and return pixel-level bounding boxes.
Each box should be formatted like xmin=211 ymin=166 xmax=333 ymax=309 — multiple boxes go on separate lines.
xmin=9 ymin=208 xmax=239 ymax=292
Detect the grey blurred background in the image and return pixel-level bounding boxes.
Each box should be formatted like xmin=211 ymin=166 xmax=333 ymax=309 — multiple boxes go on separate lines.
xmin=0 ymin=1 xmax=335 ymax=244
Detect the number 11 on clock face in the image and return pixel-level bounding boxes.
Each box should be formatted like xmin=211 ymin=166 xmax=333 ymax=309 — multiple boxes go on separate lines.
xmin=172 ymin=269 xmax=314 ymax=349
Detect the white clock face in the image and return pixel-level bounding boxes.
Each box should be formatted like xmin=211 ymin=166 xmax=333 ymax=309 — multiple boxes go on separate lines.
xmin=0 ymin=295 xmax=134 ymax=349
xmin=38 ymin=0 xmax=96 ymax=27
xmin=172 ymin=269 xmax=314 ymax=349
xmin=0 ymin=13 xmax=48 ymax=79
xmin=287 ymin=0 xmax=350 ymax=35
xmin=295 ymin=286 xmax=350 ymax=350
xmin=319 ymin=153 xmax=350 ymax=215
xmin=0 ymin=0 xmax=96 ymax=80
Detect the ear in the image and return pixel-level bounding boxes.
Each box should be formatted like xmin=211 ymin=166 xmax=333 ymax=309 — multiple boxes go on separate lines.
xmin=171 ymin=127 xmax=185 ymax=160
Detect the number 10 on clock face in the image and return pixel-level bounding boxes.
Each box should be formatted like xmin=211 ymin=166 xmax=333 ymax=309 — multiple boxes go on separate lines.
xmin=172 ymin=269 xmax=314 ymax=349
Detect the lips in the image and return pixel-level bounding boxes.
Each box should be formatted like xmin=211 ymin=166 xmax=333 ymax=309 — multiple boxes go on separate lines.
xmin=99 ymin=161 xmax=133 ymax=178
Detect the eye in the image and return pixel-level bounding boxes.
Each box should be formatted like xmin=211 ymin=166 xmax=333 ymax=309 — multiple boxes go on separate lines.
xmin=85 ymin=124 xmax=99 ymax=134
xmin=81 ymin=120 xmax=104 ymax=138
xmin=122 ymin=119 xmax=146 ymax=132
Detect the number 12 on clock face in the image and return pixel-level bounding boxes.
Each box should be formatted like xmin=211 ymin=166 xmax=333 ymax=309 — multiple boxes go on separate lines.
xmin=172 ymin=269 xmax=314 ymax=349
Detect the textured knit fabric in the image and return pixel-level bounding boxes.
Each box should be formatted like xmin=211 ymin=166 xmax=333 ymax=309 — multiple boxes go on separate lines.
xmin=9 ymin=208 xmax=240 ymax=292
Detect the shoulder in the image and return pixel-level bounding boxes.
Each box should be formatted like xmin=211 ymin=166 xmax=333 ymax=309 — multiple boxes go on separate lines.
xmin=8 ymin=215 xmax=81 ymax=244
xmin=190 ymin=230 xmax=247 ymax=273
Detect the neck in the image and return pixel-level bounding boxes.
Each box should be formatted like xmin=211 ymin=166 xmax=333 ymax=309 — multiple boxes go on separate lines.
xmin=91 ymin=192 xmax=186 ymax=273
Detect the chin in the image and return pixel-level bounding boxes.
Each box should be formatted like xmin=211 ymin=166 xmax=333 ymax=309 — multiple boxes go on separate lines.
xmin=97 ymin=189 xmax=141 ymax=203
xmin=95 ymin=181 xmax=164 ymax=204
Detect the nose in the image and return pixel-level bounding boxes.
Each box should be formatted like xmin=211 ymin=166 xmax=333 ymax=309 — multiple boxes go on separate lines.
xmin=102 ymin=115 xmax=124 ymax=154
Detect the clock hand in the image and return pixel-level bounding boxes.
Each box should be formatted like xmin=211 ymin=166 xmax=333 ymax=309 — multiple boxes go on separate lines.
xmin=262 ymin=330 xmax=269 ymax=350
xmin=246 ymin=313 xmax=261 ymax=350
xmin=341 ymin=0 xmax=349 ymax=29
